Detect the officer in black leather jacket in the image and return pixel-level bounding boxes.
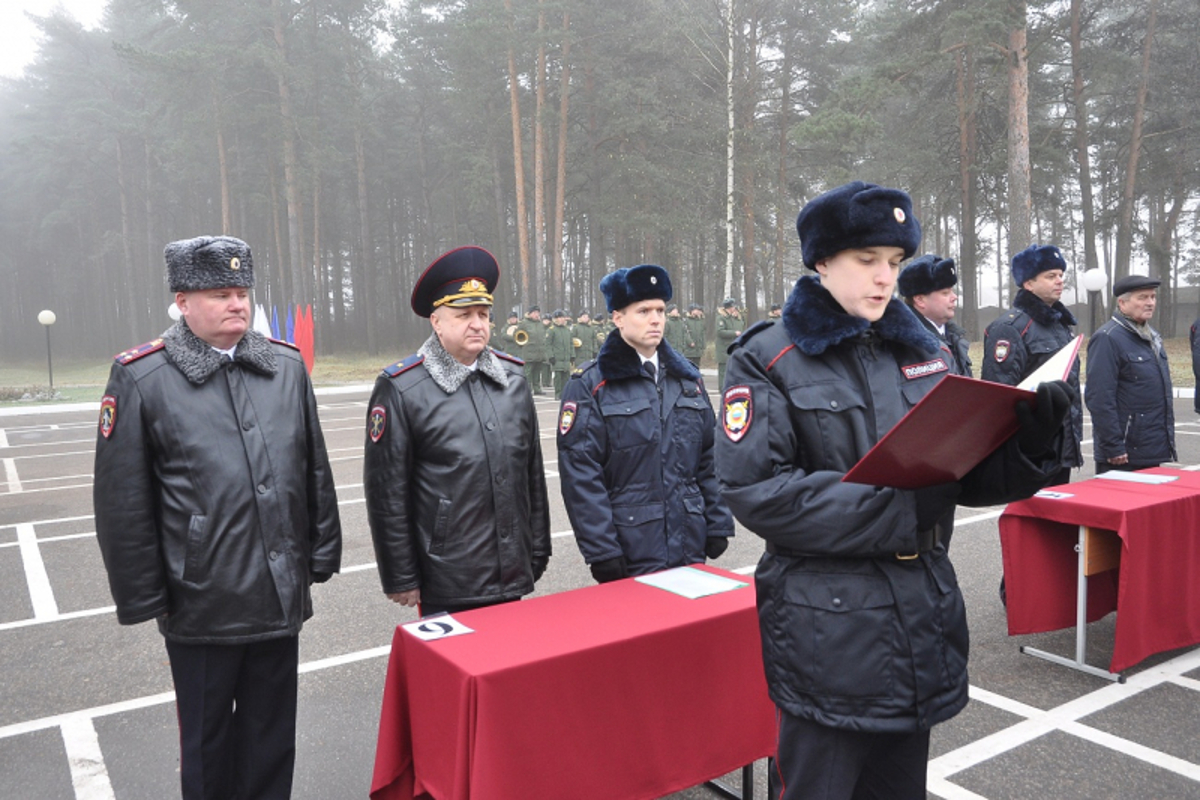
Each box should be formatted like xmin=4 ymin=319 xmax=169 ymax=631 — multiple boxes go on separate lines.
xmin=94 ymin=235 xmax=342 ymax=800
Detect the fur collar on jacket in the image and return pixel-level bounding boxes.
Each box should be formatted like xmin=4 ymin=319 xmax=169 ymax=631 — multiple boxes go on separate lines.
xmin=781 ymin=274 xmax=940 ymax=356
xmin=596 ymin=328 xmax=700 ymax=382
xmin=1014 ymin=288 xmax=1077 ymax=328
xmin=162 ymin=320 xmax=277 ymax=385
xmin=417 ymin=333 xmax=510 ymax=394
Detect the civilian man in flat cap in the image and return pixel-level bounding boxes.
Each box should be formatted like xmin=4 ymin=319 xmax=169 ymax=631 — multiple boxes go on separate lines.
xmin=94 ymin=235 xmax=342 ymax=800
xmin=364 ymin=246 xmax=551 ymax=616
xmin=983 ymin=244 xmax=1083 ymax=486
xmin=715 ymin=182 xmax=1069 ymax=800
xmin=557 ymin=264 xmax=733 ymax=583
xmin=898 ymin=254 xmax=973 ymax=377
xmin=1086 ymin=274 xmax=1175 ymax=473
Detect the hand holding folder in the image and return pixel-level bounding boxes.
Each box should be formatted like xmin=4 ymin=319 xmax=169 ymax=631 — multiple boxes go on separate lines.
xmin=842 ymin=335 xmax=1082 ymax=490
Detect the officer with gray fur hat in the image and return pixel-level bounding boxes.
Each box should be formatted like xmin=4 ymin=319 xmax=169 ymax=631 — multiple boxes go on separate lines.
xmin=94 ymin=234 xmax=343 ymax=800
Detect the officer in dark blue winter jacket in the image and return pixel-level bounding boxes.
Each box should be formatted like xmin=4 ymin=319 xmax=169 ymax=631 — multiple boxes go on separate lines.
xmin=716 ymin=182 xmax=1070 ymax=800
xmin=982 ymin=244 xmax=1083 ymax=484
xmin=1085 ymin=274 xmax=1175 ymax=473
xmin=557 ymin=264 xmax=734 ymax=583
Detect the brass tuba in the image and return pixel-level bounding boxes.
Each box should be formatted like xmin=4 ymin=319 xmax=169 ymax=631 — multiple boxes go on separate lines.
xmin=514 ymin=329 xmax=530 ymax=346
xmin=572 ymin=337 xmax=583 ymax=349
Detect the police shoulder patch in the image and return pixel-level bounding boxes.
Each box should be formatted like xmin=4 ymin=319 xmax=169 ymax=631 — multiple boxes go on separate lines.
xmin=558 ymin=401 xmax=578 ymax=435
xmin=368 ymin=405 xmax=387 ymax=442
xmin=993 ymin=340 xmax=1011 ymax=363
xmin=99 ymin=395 xmax=117 ymax=439
xmin=722 ymin=385 xmax=753 ymax=442
xmin=114 ymin=339 xmax=165 ymax=365
xmin=491 ymin=348 xmax=525 ymax=366
xmin=382 ymin=354 xmax=424 ymax=378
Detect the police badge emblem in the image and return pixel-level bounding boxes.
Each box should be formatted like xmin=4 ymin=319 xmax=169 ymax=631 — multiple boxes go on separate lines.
xmin=99 ymin=395 xmax=117 ymax=439
xmin=368 ymin=405 xmax=387 ymax=442
xmin=994 ymin=340 xmax=1011 ymax=363
xmin=559 ymin=402 xmax=577 ymax=435
xmin=722 ymin=386 xmax=752 ymax=442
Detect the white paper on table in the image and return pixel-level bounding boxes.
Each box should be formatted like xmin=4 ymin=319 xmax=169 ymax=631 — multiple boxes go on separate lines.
xmin=1034 ymin=490 xmax=1075 ymax=499
xmin=402 ymin=615 xmax=474 ymax=641
xmin=1093 ymin=471 xmax=1179 ymax=485
xmin=635 ymin=566 xmax=748 ymax=599
xmin=1016 ymin=334 xmax=1084 ymax=391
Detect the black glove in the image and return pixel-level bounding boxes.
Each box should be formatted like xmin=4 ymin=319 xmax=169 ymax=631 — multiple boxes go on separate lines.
xmin=589 ymin=556 xmax=628 ymax=584
xmin=704 ymin=537 xmax=729 ymax=560
xmin=914 ymin=483 xmax=961 ymax=531
xmin=1015 ymin=380 xmax=1074 ymax=457
xmin=310 ymin=571 xmax=332 ymax=584
xmin=531 ymin=555 xmax=549 ymax=582
xmin=549 ymin=357 xmax=557 ymax=366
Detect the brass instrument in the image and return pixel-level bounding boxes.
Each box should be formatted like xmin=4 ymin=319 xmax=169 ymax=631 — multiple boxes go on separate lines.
xmin=514 ymin=329 xmax=529 ymax=346
xmin=505 ymin=324 xmax=518 ymax=338
xmin=596 ymin=330 xmax=606 ymax=343
xmin=572 ymin=337 xmax=582 ymax=349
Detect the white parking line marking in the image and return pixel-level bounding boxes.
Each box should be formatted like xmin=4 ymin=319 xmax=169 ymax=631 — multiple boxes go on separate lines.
xmin=61 ymin=716 xmax=115 ymax=800
xmin=17 ymin=523 xmax=58 ymax=619
xmin=3 ymin=458 xmax=20 ymax=492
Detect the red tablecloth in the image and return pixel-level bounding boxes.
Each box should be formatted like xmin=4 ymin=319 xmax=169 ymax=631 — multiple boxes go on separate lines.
xmin=1000 ymin=468 xmax=1200 ymax=672
xmin=369 ymin=566 xmax=776 ymax=800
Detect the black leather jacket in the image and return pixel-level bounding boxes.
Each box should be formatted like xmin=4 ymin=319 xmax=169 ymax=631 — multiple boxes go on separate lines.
xmin=364 ymin=338 xmax=551 ymax=608
xmin=717 ymin=277 xmax=1057 ymax=733
xmin=93 ymin=323 xmax=342 ymax=644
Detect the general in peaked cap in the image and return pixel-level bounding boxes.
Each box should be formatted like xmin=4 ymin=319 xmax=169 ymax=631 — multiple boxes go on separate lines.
xmin=898 ymin=254 xmax=958 ymax=299
xmin=411 ymin=246 xmax=499 ymax=318
xmin=166 ymin=235 xmax=254 ymax=293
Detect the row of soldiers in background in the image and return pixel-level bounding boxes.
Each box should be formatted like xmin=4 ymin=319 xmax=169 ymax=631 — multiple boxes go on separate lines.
xmin=500 ymin=299 xmax=784 ymax=399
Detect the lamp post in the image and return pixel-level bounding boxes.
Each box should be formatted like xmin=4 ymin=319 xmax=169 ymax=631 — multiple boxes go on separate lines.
xmin=1081 ymin=269 xmax=1108 ymax=335
xmin=37 ymin=309 xmax=56 ymax=393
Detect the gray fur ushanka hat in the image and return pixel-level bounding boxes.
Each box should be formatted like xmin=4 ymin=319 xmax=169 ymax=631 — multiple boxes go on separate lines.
xmin=165 ymin=236 xmax=254 ymax=293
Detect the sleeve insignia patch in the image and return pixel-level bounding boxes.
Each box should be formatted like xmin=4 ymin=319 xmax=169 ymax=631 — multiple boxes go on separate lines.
xmin=993 ymin=340 xmax=1011 ymax=363
xmin=368 ymin=405 xmax=387 ymax=442
xmin=99 ymin=395 xmax=117 ymax=439
xmin=722 ymin=385 xmax=753 ymax=442
xmin=558 ymin=401 xmax=577 ymax=436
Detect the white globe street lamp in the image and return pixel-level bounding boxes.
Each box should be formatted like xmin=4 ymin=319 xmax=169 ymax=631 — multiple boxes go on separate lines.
xmin=1081 ymin=269 xmax=1108 ymax=333
xmin=37 ymin=310 xmax=57 ymax=392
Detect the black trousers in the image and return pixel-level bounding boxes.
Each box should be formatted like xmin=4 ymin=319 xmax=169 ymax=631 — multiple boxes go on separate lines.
xmin=165 ymin=635 xmax=299 ymax=800
xmin=769 ymin=709 xmax=930 ymax=800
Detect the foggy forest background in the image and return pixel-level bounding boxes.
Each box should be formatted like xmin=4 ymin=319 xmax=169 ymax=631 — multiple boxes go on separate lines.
xmin=0 ymin=0 xmax=1196 ymax=362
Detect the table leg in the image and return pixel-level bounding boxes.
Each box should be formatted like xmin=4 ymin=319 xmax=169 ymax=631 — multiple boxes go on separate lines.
xmin=705 ymin=762 xmax=756 ymax=799
xmin=1020 ymin=525 xmax=1124 ymax=683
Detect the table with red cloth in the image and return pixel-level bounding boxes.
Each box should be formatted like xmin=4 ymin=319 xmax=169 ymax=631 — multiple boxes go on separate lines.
xmin=369 ymin=566 xmax=776 ymax=800
xmin=1000 ymin=468 xmax=1200 ymax=673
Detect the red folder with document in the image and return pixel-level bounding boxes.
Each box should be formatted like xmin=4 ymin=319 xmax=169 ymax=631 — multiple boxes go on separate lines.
xmin=841 ymin=335 xmax=1082 ymax=489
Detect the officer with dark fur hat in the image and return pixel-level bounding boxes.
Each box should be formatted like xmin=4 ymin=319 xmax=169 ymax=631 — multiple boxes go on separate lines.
xmin=364 ymin=246 xmax=551 ymax=617
xmin=94 ymin=235 xmax=342 ymax=800
xmin=557 ymin=264 xmax=734 ymax=583
xmin=898 ymin=254 xmax=972 ymax=377
xmin=983 ymin=243 xmax=1082 ymax=486
xmin=716 ymin=182 xmax=1069 ymax=800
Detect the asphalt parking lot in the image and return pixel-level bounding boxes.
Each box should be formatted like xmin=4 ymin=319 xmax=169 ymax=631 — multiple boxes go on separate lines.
xmin=2 ymin=383 xmax=1199 ymax=799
